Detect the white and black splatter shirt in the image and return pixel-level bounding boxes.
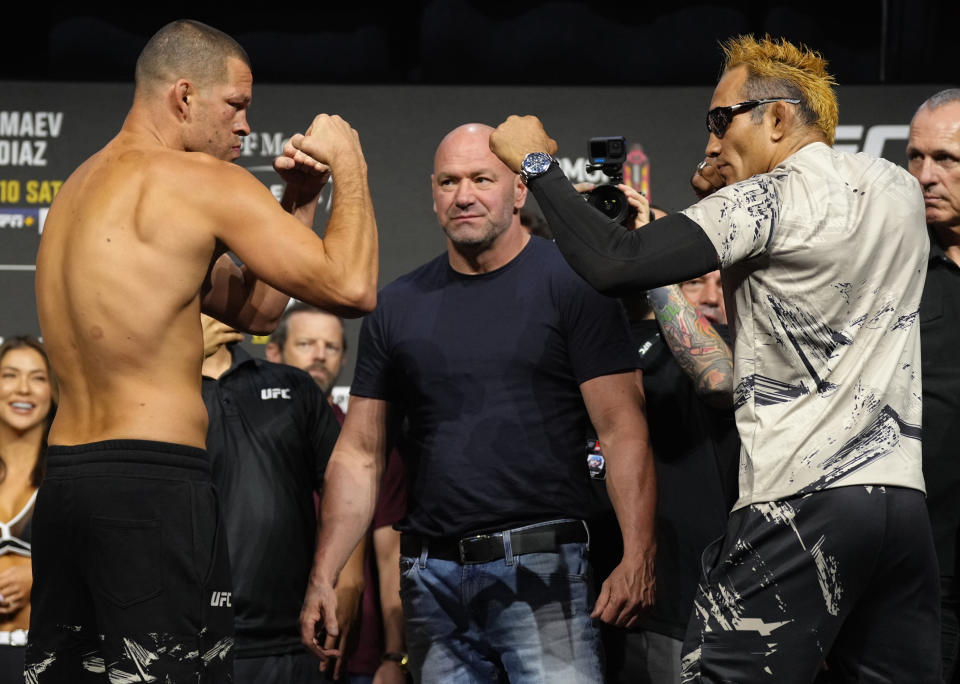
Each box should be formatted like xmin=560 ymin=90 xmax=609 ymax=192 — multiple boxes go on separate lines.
xmin=682 ymin=142 xmax=928 ymax=510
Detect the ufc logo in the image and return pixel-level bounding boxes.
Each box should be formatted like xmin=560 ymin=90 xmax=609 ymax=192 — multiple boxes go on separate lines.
xmin=261 ymin=388 xmax=291 ymax=400
xmin=210 ymin=591 xmax=232 ymax=607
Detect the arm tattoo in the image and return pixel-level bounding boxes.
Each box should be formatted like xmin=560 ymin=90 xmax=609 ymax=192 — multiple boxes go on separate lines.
xmin=647 ymin=284 xmax=733 ymax=407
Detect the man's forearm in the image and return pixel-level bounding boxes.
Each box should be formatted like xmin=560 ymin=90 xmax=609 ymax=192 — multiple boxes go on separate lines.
xmin=312 ymin=450 xmax=381 ymax=588
xmin=337 ymin=535 xmax=366 ymax=596
xmin=602 ymin=427 xmax=657 ymax=561
xmin=582 ymin=373 xmax=656 ymax=562
xmin=280 ymin=183 xmax=321 ymax=230
xmin=219 ymin=176 xmax=322 ymax=332
xmin=373 ymin=526 xmax=404 ymax=654
xmin=528 ymin=166 xmax=718 ymax=296
xmin=332 ymin=534 xmax=367 ymax=648
xmin=647 ymin=284 xmax=733 ymax=407
xmin=590 ymin=391 xmax=657 ymax=623
xmin=234 ymin=264 xmax=291 ymax=333
xmin=202 ymin=254 xmax=289 ymax=335
xmin=301 ymin=397 xmax=393 ymax=655
xmin=317 ymin=159 xmax=378 ymax=313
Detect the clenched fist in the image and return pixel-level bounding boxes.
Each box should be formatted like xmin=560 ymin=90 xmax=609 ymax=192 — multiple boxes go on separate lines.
xmin=489 ymin=115 xmax=558 ymax=173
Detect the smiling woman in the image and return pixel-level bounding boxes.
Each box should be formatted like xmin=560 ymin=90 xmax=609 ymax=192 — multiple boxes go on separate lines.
xmin=0 ymin=336 xmax=55 ymax=679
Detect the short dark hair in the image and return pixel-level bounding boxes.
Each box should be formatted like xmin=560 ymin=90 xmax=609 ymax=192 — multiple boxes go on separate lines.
xmin=135 ymin=19 xmax=250 ymax=92
xmin=915 ymin=89 xmax=960 ymax=116
xmin=269 ymin=303 xmax=347 ymax=353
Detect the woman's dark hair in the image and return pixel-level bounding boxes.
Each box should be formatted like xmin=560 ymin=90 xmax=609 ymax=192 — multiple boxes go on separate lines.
xmin=0 ymin=335 xmax=57 ymax=487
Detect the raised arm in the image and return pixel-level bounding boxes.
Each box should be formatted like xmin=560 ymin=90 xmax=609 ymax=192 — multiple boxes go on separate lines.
xmin=489 ymin=116 xmax=718 ymax=296
xmin=200 ymin=114 xmax=378 ymax=323
xmin=581 ymin=371 xmax=656 ymax=628
xmin=647 ymin=284 xmax=734 ymax=408
xmin=283 ymin=114 xmax=379 ymax=312
xmin=301 ymin=396 xmax=393 ymax=662
xmin=531 ymin=168 xmax=718 ymax=295
xmin=200 ymin=128 xmax=341 ymax=333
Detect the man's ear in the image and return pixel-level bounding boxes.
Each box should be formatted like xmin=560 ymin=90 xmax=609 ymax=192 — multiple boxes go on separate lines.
xmin=174 ymin=79 xmax=193 ymax=120
xmin=265 ymin=341 xmax=282 ymax=363
xmin=514 ymin=173 xmax=528 ymax=211
xmin=768 ymin=100 xmax=793 ymax=143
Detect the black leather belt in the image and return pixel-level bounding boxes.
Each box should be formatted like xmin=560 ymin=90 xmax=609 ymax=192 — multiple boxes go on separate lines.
xmin=400 ymin=519 xmax=587 ymax=564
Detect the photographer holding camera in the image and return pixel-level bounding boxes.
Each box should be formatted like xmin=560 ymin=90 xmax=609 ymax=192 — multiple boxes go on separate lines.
xmin=582 ymin=136 xmax=641 ymax=226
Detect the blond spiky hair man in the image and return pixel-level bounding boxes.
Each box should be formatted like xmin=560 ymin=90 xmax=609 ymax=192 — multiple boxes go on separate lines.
xmin=489 ymin=33 xmax=939 ymax=683
xmin=721 ymin=35 xmax=838 ymax=144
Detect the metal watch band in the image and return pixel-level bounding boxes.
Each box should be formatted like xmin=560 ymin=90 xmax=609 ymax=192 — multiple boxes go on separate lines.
xmin=520 ymin=152 xmax=555 ymax=184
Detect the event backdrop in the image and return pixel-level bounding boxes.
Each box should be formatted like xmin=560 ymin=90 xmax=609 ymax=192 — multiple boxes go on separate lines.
xmin=0 ymin=81 xmax=948 ymax=385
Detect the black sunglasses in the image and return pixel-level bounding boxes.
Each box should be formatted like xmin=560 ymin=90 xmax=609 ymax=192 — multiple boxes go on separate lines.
xmin=706 ymin=98 xmax=801 ymax=137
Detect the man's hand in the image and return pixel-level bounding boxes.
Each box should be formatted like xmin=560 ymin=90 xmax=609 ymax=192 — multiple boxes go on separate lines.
xmin=274 ymin=135 xmax=331 ymax=205
xmin=692 ymin=159 xmax=726 ymax=199
xmin=291 ymin=114 xmax=366 ymax=173
xmin=619 ymin=185 xmax=652 ymax=229
xmin=323 ymin=578 xmax=363 ymax=680
xmin=300 ymin=574 xmax=341 ymax=667
xmin=489 ymin=115 xmax=558 ymax=173
xmin=590 ymin=550 xmax=656 ymax=628
xmin=200 ymin=313 xmax=243 ymax=359
xmin=0 ymin=564 xmax=32 ymax=616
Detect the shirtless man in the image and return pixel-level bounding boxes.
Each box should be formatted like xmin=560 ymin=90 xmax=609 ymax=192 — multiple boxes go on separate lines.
xmin=26 ymin=19 xmax=377 ymax=683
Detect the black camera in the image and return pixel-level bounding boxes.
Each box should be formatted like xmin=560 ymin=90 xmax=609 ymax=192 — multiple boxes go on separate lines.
xmin=585 ymin=136 xmax=636 ymax=225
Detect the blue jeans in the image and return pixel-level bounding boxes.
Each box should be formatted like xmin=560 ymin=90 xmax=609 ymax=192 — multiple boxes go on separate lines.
xmin=399 ymin=522 xmax=603 ymax=683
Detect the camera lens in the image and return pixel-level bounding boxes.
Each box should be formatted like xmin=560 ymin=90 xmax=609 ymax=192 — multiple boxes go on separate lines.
xmin=587 ymin=185 xmax=630 ymax=224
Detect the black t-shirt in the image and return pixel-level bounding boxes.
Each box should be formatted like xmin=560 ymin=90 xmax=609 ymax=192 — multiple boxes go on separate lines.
xmin=351 ymin=236 xmax=639 ymax=538
xmin=591 ymin=319 xmax=739 ymax=640
xmin=202 ymin=345 xmax=340 ymax=657
xmin=919 ymin=230 xmax=960 ymax=577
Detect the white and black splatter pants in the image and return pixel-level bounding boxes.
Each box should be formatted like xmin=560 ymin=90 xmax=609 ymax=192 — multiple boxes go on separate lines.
xmin=681 ymin=485 xmax=940 ymax=683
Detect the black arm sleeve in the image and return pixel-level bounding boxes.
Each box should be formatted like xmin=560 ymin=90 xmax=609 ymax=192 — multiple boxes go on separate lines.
xmin=528 ymin=164 xmax=720 ymax=297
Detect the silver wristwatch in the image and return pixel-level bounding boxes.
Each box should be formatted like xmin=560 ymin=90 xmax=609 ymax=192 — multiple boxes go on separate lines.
xmin=519 ymin=152 xmax=555 ymax=184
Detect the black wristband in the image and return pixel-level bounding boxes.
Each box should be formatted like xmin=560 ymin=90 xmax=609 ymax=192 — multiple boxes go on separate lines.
xmin=382 ymin=651 xmax=408 ymax=671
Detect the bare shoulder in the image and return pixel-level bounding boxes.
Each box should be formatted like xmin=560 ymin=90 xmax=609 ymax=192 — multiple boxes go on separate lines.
xmin=147 ymin=150 xmax=280 ymax=229
xmin=157 ymin=150 xmax=271 ymax=199
xmin=55 ymin=137 xmax=258 ymax=205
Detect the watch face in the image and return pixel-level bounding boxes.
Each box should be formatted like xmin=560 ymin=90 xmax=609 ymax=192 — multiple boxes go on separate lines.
xmin=522 ymin=152 xmax=553 ymax=177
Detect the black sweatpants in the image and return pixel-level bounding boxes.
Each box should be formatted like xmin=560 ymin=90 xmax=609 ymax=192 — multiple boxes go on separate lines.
xmin=25 ymin=440 xmax=234 ymax=683
xmin=681 ymin=485 xmax=940 ymax=684
xmin=234 ymin=651 xmax=328 ymax=684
